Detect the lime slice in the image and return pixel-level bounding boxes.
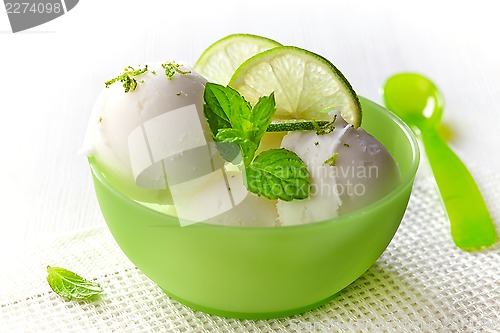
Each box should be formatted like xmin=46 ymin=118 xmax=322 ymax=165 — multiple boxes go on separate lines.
xmin=195 ymin=34 xmax=281 ymax=86
xmin=229 ymin=46 xmax=362 ymax=127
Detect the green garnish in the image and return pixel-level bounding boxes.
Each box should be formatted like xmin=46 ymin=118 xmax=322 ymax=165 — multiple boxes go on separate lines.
xmin=203 ymin=83 xmax=310 ymax=201
xmin=314 ymin=141 xmax=319 ymax=146
xmin=314 ymin=115 xmax=337 ymax=135
xmin=343 ymin=143 xmax=350 ymax=147
xmin=266 ymin=120 xmax=330 ymax=132
xmin=323 ymin=153 xmax=339 ymax=166
xmin=162 ymin=61 xmax=191 ymax=79
xmin=46 ymin=266 xmax=102 ymax=300
xmin=244 ymin=149 xmax=310 ymax=201
xmin=105 ymin=65 xmax=148 ymax=93
xmin=204 ymin=83 xmax=270 ymax=166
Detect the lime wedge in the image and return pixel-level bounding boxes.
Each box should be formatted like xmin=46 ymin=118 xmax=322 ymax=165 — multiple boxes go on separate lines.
xmin=195 ymin=34 xmax=281 ymax=86
xmin=229 ymin=46 xmax=362 ymax=127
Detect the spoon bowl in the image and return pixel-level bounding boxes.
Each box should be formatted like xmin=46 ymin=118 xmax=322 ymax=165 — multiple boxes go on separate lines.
xmin=383 ymin=73 xmax=444 ymax=131
xmin=383 ymin=73 xmax=498 ymax=250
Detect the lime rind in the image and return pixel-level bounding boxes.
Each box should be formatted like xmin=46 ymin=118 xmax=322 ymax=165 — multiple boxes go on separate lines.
xmin=228 ymin=46 xmax=362 ymax=128
xmin=195 ymin=34 xmax=282 ymax=86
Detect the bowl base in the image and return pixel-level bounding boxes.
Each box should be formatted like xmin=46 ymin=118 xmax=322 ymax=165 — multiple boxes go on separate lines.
xmin=161 ymin=288 xmax=341 ymax=319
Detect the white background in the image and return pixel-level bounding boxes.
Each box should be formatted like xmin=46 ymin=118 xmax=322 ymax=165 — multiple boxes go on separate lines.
xmin=0 ymin=0 xmax=499 ymax=258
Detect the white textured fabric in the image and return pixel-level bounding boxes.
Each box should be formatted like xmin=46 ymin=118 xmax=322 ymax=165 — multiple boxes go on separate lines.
xmin=1 ymin=161 xmax=499 ymax=333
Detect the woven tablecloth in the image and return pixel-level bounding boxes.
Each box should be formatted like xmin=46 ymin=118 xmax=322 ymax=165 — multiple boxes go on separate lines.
xmin=1 ymin=159 xmax=499 ymax=333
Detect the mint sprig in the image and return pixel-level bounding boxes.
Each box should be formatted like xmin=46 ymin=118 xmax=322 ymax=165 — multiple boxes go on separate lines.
xmin=47 ymin=266 xmax=102 ymax=300
xmin=203 ymin=83 xmax=310 ymax=201
xmin=203 ymin=83 xmax=273 ymax=166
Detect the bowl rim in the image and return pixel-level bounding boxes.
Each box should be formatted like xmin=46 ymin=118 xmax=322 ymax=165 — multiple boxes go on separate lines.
xmin=88 ymin=96 xmax=420 ymax=231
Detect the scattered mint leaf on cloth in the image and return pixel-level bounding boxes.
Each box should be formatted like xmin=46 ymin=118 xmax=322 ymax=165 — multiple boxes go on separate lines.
xmin=244 ymin=149 xmax=310 ymax=201
xmin=46 ymin=266 xmax=102 ymax=300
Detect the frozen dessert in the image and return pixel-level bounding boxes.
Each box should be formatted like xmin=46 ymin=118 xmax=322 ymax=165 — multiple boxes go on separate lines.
xmin=81 ymin=62 xmax=208 ymax=204
xmin=83 ymin=36 xmax=401 ymax=227
xmin=277 ymin=111 xmax=401 ymax=226
xmin=82 ymin=62 xmax=278 ymax=226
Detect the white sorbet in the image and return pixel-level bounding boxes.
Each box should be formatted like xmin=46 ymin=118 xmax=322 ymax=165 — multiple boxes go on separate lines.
xmin=82 ymin=61 xmax=277 ymax=226
xmin=82 ymin=62 xmax=209 ymax=204
xmin=277 ymin=111 xmax=401 ymax=226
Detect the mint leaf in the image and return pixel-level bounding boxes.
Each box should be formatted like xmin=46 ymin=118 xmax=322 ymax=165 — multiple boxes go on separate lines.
xmin=203 ymin=92 xmax=231 ymax=136
xmin=203 ymin=83 xmax=251 ymax=135
xmin=250 ymin=93 xmax=276 ymax=145
xmin=214 ymin=141 xmax=242 ymax=164
xmin=215 ymin=128 xmax=252 ymax=147
xmin=244 ymin=149 xmax=310 ymax=201
xmin=203 ymin=84 xmax=311 ymax=201
xmin=203 ymin=83 xmax=274 ymax=166
xmin=47 ymin=266 xmax=102 ymax=300
xmin=215 ymin=128 xmax=256 ymax=165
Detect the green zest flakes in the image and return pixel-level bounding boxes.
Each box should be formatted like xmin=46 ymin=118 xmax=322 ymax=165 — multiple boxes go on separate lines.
xmin=314 ymin=114 xmax=337 ymax=135
xmin=105 ymin=65 xmax=148 ymax=93
xmin=162 ymin=61 xmax=191 ymax=80
xmin=104 ymin=62 xmax=192 ymax=93
xmin=323 ymin=153 xmax=339 ymax=166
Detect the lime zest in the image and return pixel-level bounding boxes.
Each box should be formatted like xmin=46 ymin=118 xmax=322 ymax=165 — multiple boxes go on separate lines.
xmin=105 ymin=65 xmax=148 ymax=93
xmin=162 ymin=61 xmax=191 ymax=80
xmin=314 ymin=114 xmax=337 ymax=135
xmin=323 ymin=153 xmax=339 ymax=167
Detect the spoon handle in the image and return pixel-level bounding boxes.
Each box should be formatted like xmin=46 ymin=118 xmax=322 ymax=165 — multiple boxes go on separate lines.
xmin=421 ymin=130 xmax=498 ymax=250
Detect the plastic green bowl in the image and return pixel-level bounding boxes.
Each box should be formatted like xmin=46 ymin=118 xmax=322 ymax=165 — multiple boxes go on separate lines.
xmin=89 ymin=97 xmax=419 ymax=319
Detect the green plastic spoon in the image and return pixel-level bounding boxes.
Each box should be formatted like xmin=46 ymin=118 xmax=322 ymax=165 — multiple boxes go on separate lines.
xmin=382 ymin=73 xmax=498 ymax=250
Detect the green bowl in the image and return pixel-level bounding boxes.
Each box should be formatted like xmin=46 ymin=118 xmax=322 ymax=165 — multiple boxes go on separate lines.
xmin=89 ymin=97 xmax=419 ymax=319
